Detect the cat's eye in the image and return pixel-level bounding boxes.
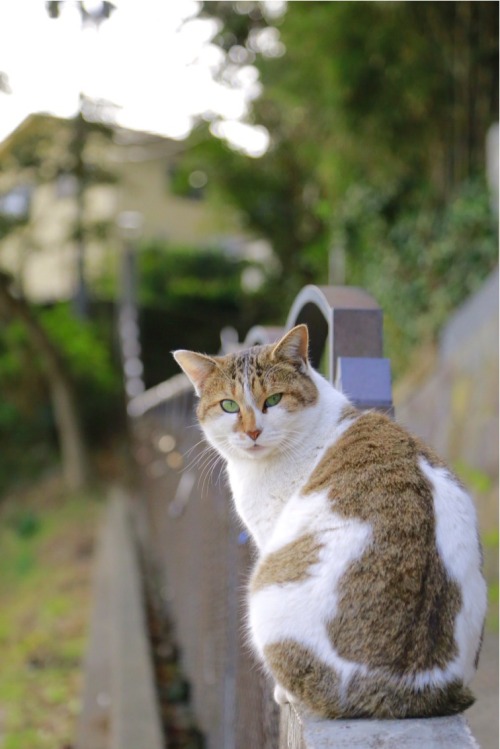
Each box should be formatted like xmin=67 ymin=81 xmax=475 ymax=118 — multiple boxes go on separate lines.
xmin=221 ymin=399 xmax=240 ymax=413
xmin=264 ymin=393 xmax=282 ymax=409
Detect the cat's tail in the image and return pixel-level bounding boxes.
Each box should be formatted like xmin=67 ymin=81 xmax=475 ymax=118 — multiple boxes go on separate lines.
xmin=341 ymin=671 xmax=475 ymax=719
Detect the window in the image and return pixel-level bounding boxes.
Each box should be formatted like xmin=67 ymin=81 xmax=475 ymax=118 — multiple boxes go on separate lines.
xmin=0 ymin=185 xmax=31 ymax=218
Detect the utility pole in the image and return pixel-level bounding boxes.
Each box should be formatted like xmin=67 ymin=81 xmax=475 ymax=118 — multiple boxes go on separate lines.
xmin=47 ymin=1 xmax=116 ymax=319
xmin=116 ymin=211 xmax=145 ymax=401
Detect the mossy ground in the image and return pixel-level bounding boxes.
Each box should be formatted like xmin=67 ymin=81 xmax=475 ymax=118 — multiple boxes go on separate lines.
xmin=0 ymin=474 xmax=102 ymax=749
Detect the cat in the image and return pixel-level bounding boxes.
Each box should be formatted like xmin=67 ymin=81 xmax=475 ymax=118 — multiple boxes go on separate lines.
xmin=173 ymin=324 xmax=487 ymax=719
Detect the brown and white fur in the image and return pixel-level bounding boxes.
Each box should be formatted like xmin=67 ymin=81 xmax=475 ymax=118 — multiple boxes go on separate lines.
xmin=174 ymin=325 xmax=486 ymax=719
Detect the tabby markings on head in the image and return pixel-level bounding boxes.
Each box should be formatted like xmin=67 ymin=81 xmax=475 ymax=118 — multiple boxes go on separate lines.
xmin=196 ymin=344 xmax=317 ymax=423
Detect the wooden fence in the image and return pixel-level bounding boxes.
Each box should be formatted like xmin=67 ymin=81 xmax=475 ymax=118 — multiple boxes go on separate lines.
xmin=127 ymin=284 xmax=479 ymax=749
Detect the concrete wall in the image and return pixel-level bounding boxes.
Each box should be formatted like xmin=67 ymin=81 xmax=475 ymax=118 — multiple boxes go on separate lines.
xmin=394 ymin=268 xmax=499 ymax=599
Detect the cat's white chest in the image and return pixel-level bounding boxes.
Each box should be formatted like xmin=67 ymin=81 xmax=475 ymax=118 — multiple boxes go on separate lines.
xmin=226 ymin=458 xmax=295 ymax=549
xmin=226 ymin=442 xmax=327 ymax=550
xmin=226 ymin=386 xmax=351 ymax=549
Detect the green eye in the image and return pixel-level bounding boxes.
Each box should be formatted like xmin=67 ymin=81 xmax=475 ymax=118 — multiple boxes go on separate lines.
xmin=264 ymin=393 xmax=282 ymax=409
xmin=221 ymin=399 xmax=240 ymax=413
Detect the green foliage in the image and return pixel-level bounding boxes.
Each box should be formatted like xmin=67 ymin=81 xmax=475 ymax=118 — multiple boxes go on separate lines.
xmin=0 ymin=213 xmax=25 ymax=238
xmin=255 ymin=1 xmax=497 ymax=194
xmin=0 ymin=113 xmax=120 ymax=491
xmin=488 ymin=581 xmax=499 ymax=631
xmin=8 ymin=510 xmax=42 ymax=540
xmin=139 ymin=243 xmax=243 ymax=309
xmin=482 ymin=528 xmax=499 ymax=551
xmin=184 ymin=2 xmax=498 ymax=374
xmin=0 ymin=302 xmax=122 ymax=491
xmin=40 ymin=303 xmax=123 ymax=441
xmin=339 ymin=178 xmax=498 ymax=374
xmin=39 ymin=304 xmax=117 ymax=393
xmin=136 ymin=242 xmax=282 ymax=385
xmin=171 ymin=126 xmax=329 ymax=306
xmin=0 ymin=318 xmax=54 ymax=492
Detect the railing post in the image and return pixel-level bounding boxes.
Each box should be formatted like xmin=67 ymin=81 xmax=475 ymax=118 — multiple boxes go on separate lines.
xmin=286 ymin=285 xmax=383 ymax=378
xmin=246 ymin=285 xmax=393 ymax=414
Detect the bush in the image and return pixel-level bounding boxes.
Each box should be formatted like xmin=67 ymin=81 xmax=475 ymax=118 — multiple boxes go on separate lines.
xmin=0 ymin=301 xmax=124 ymax=492
xmin=337 ymin=177 xmax=498 ymax=376
xmin=136 ymin=242 xmax=283 ymax=386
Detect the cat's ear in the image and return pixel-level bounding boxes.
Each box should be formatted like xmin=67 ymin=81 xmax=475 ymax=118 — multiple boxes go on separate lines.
xmin=173 ymin=350 xmax=217 ymax=395
xmin=271 ymin=324 xmax=309 ymax=366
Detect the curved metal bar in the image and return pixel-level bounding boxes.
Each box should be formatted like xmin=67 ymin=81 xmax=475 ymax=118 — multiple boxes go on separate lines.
xmin=243 ymin=325 xmax=284 ymax=347
xmin=127 ymin=373 xmax=191 ymax=417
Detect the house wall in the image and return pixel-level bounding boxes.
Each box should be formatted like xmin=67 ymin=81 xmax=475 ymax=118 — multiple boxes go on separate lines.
xmin=0 ymin=116 xmax=246 ymax=302
xmin=114 ymin=156 xmax=235 ymax=246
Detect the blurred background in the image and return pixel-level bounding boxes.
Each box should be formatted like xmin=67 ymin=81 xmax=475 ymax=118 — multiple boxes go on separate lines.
xmin=0 ymin=2 xmax=498 ymax=747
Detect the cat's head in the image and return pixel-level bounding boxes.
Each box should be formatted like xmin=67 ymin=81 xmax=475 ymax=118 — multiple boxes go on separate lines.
xmin=173 ymin=325 xmax=318 ymax=461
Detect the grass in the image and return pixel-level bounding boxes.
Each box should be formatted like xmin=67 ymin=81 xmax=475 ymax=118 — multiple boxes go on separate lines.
xmin=0 ymin=474 xmax=102 ymax=749
xmin=482 ymin=527 xmax=499 ymax=633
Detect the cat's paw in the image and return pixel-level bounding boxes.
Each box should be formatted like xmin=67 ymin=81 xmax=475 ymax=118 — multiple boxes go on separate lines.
xmin=273 ymin=684 xmax=296 ymax=706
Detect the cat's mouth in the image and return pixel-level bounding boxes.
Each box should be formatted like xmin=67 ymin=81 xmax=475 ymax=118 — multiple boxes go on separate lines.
xmin=242 ymin=443 xmax=270 ymax=456
xmin=229 ymin=438 xmax=272 ymax=457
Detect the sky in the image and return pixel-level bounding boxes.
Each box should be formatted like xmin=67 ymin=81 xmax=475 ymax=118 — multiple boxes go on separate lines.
xmin=0 ymin=0 xmax=280 ymax=156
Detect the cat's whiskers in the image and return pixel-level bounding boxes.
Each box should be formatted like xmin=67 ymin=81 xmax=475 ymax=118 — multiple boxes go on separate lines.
xmin=221 ymin=436 xmax=245 ymax=461
xmin=183 ymin=420 xmax=202 ymax=430
xmin=196 ymin=445 xmax=220 ymax=473
xmin=278 ymin=440 xmax=306 ymax=467
xmin=181 ymin=441 xmax=213 ymax=472
xmin=274 ymin=428 xmax=304 ymax=456
xmin=209 ymin=452 xmax=225 ymax=489
xmin=182 ymin=437 xmax=209 ymax=460
xmin=199 ymin=450 xmax=225 ymax=497
xmin=182 ymin=444 xmax=222 ymax=488
xmin=187 ymin=444 xmax=222 ymax=497
xmin=278 ymin=439 xmax=303 ymax=464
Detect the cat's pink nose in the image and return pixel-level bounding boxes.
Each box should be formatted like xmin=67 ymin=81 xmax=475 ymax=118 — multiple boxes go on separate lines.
xmin=246 ymin=429 xmax=262 ymax=442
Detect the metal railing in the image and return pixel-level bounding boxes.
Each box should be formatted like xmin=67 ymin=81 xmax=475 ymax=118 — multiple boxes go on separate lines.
xmin=130 ymin=375 xmax=279 ymax=749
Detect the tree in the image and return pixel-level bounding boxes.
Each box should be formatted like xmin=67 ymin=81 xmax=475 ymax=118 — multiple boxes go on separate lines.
xmin=65 ymin=103 xmax=117 ymax=318
xmin=201 ymin=1 xmax=498 ymax=197
xmin=175 ymin=1 xmax=498 ymax=366
xmin=0 ymin=112 xmax=120 ymax=491
xmin=0 ymin=272 xmax=90 ymax=490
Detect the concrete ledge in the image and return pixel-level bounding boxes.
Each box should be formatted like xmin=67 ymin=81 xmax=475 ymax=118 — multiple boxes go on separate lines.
xmin=76 ymin=490 xmax=164 ymax=749
xmin=280 ymin=704 xmax=481 ymax=749
xmin=76 ymin=501 xmax=113 ymax=749
xmin=109 ymin=490 xmax=164 ymax=749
